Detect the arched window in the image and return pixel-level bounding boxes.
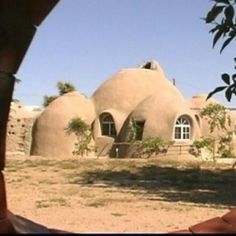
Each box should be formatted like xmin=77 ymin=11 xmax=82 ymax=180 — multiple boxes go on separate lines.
xmin=100 ymin=113 xmax=117 ymax=138
xmin=174 ymin=116 xmax=191 ymax=140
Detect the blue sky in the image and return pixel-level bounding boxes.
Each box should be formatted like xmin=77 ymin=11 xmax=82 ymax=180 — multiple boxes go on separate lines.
xmin=14 ymin=0 xmax=236 ymax=108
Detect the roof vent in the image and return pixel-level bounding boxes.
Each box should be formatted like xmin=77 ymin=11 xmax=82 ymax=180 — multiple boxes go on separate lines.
xmin=140 ymin=60 xmax=159 ymax=71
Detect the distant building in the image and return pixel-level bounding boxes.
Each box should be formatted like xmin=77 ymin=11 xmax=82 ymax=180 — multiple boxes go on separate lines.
xmin=10 ymin=60 xmax=236 ymax=159
xmin=6 ymin=101 xmax=42 ymax=156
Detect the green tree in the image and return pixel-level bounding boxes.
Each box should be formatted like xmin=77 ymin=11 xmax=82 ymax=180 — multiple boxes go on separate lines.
xmin=43 ymin=81 xmax=76 ymax=107
xmin=43 ymin=95 xmax=58 ymax=107
xmin=205 ymin=0 xmax=236 ymax=101
xmin=200 ymin=103 xmax=231 ymax=132
xmin=65 ymin=117 xmax=94 ymax=157
xmin=57 ymin=81 xmax=76 ymax=96
xmin=66 ymin=117 xmax=90 ymax=136
xmin=193 ymin=103 xmax=233 ymax=159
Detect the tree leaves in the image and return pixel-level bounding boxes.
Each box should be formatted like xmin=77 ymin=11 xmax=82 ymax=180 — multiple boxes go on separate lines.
xmin=213 ymin=26 xmax=225 ymax=47
xmin=220 ymin=32 xmax=235 ymax=52
xmin=57 ymin=81 xmax=76 ymax=95
xmin=43 ymin=81 xmax=76 ymax=107
xmin=205 ymin=5 xmax=224 ymax=23
xmin=200 ymin=103 xmax=230 ymax=132
xmin=213 ymin=0 xmax=230 ymax=4
xmin=225 ymin=85 xmax=234 ymax=101
xmin=207 ymin=71 xmax=236 ymax=102
xmin=205 ymin=0 xmax=236 ymax=51
xmin=224 ymin=3 xmax=235 ymax=24
xmin=221 ymin=73 xmax=230 ymax=84
xmin=43 ymin=95 xmax=58 ymax=107
xmin=205 ymin=1 xmax=236 ymax=102
xmin=224 ymin=4 xmax=234 ymax=23
xmin=207 ymin=86 xmax=227 ymax=100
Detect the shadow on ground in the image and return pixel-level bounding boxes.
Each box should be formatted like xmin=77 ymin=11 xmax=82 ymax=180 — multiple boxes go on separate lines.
xmin=75 ymin=165 xmax=236 ymax=208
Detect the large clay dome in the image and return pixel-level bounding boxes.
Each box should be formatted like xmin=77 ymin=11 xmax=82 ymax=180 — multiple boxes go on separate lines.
xmin=31 ymin=92 xmax=96 ymax=158
xmin=92 ymin=62 xmax=184 ymax=115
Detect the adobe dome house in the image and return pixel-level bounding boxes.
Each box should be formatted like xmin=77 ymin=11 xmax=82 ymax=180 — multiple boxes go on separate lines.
xmin=31 ymin=91 xmax=96 ymax=159
xmin=28 ymin=60 xmax=236 ymax=159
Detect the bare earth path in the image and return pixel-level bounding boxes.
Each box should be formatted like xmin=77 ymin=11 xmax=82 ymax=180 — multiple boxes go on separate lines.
xmin=3 ymin=155 xmax=235 ymax=233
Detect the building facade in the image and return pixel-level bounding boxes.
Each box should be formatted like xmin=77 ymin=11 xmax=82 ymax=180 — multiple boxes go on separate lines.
xmin=9 ymin=61 xmax=236 ymax=159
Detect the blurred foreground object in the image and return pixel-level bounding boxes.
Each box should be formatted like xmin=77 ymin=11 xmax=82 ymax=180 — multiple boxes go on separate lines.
xmin=0 ymin=0 xmax=65 ymax=233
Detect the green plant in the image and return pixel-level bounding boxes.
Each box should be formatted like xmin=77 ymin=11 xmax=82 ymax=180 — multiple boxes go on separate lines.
xmin=57 ymin=81 xmax=76 ymax=96
xmin=217 ymin=132 xmax=235 ymax=158
xmin=65 ymin=117 xmax=95 ymax=157
xmin=66 ymin=117 xmax=90 ymax=136
xmin=129 ymin=119 xmax=140 ymax=142
xmin=72 ymin=135 xmax=93 ymax=157
xmin=190 ymin=137 xmax=215 ymax=157
xmin=191 ymin=132 xmax=235 ymax=159
xmin=200 ymin=103 xmax=231 ymax=133
xmin=198 ymin=103 xmax=234 ymax=160
xmin=42 ymin=81 xmax=76 ymax=107
xmin=43 ymin=95 xmax=58 ymax=107
xmin=136 ymin=137 xmax=172 ymax=158
xmin=204 ymin=0 xmax=236 ymax=101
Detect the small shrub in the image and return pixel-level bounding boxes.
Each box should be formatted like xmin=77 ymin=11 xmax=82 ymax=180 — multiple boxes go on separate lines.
xmin=65 ymin=117 xmax=95 ymax=157
xmin=190 ymin=137 xmax=215 ymax=157
xmin=217 ymin=132 xmax=234 ymax=158
xmin=43 ymin=95 xmax=58 ymax=107
xmin=66 ymin=117 xmax=90 ymax=136
xmin=129 ymin=119 xmax=144 ymax=142
xmin=135 ymin=137 xmax=172 ymax=158
xmin=200 ymin=103 xmax=231 ymax=133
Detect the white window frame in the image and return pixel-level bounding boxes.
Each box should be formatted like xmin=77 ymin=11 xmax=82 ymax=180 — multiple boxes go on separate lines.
xmin=174 ymin=116 xmax=191 ymax=141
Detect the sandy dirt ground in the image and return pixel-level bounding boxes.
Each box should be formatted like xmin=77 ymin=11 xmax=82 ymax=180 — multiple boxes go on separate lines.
xmin=3 ymin=155 xmax=234 ymax=233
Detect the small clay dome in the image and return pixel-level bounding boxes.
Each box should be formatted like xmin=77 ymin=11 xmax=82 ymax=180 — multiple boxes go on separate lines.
xmin=31 ymin=92 xmax=96 ymax=158
xmin=187 ymin=94 xmax=219 ymax=109
xmin=130 ymin=90 xmax=201 ymax=141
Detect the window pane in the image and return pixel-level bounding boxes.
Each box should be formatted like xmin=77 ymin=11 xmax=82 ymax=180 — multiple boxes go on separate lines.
xmin=135 ymin=121 xmax=145 ymax=140
xmin=103 ymin=115 xmax=113 ymax=122
xmin=175 ymin=127 xmax=181 ymax=139
xmin=110 ymin=124 xmax=116 ymax=137
xmin=175 ymin=116 xmax=191 ymax=140
xmin=102 ymin=124 xmax=109 ymax=136
xmin=101 ymin=113 xmax=117 ymax=138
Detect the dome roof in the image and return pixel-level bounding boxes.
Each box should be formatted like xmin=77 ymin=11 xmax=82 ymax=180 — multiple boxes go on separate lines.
xmin=187 ymin=94 xmax=219 ymax=109
xmin=92 ymin=64 xmax=184 ymax=115
xmin=31 ymin=91 xmax=96 ymax=158
xmin=130 ymin=90 xmax=201 ymax=141
xmin=139 ymin=60 xmax=164 ymax=71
